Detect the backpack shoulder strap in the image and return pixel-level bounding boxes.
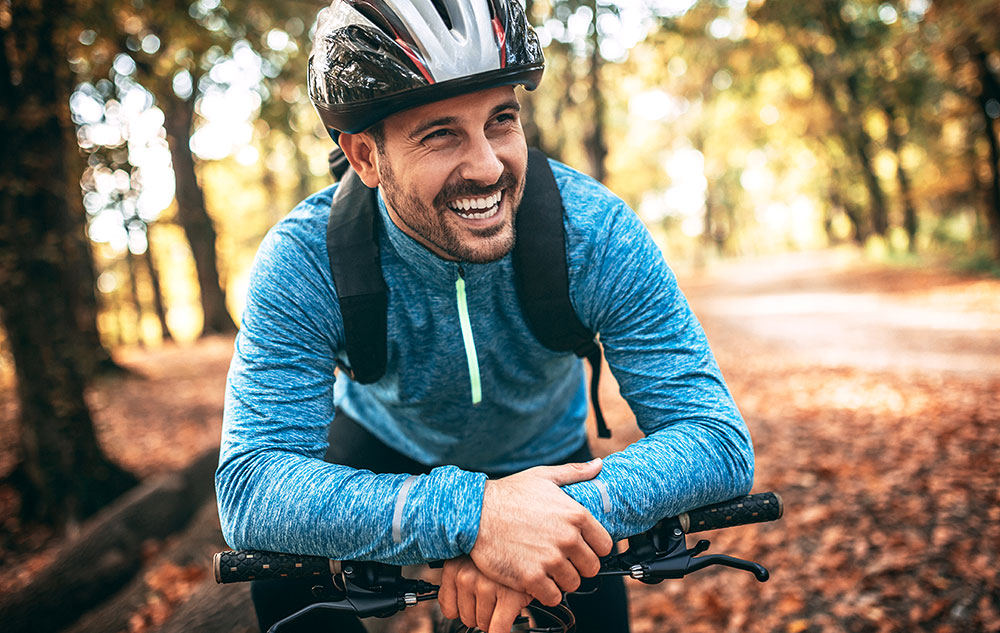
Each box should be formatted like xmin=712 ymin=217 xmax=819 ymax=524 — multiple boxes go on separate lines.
xmin=326 ymin=168 xmax=387 ymax=384
xmin=513 ymin=149 xmax=611 ymax=438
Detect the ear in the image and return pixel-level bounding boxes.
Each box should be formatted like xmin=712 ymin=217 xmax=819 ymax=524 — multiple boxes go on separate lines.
xmin=339 ymin=132 xmax=381 ymax=188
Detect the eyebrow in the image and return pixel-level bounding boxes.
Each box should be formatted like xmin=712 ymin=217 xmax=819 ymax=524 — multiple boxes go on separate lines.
xmin=407 ymin=100 xmax=521 ymax=139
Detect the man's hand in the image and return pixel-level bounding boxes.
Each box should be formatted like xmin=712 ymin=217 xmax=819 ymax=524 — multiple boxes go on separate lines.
xmin=470 ymin=459 xmax=613 ymax=606
xmin=438 ymin=556 xmax=532 ymax=633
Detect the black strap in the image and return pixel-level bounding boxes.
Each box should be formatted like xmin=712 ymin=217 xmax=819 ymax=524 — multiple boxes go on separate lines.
xmin=326 ymin=168 xmax=387 ymax=383
xmin=328 ymin=147 xmax=350 ymax=180
xmin=514 ymin=149 xmax=610 ymax=438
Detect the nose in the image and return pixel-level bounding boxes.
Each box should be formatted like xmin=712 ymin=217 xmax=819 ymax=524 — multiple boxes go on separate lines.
xmin=457 ymin=133 xmax=504 ymax=185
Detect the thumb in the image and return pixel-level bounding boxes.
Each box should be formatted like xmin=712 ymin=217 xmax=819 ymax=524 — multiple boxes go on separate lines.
xmin=533 ymin=458 xmax=603 ymax=486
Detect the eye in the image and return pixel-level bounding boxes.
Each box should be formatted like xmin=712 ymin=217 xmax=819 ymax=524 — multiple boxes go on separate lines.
xmin=422 ymin=128 xmax=453 ymax=142
xmin=488 ymin=112 xmax=519 ymax=133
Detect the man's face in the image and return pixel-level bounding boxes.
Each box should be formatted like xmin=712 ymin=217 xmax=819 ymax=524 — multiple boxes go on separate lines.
xmin=369 ymin=86 xmax=527 ymax=264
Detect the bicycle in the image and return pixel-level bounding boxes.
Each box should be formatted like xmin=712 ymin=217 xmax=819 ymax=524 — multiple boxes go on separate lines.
xmin=215 ymin=491 xmax=783 ymax=632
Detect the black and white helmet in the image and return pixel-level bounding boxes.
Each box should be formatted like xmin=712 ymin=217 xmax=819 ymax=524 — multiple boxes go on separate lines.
xmin=308 ymin=0 xmax=544 ymax=135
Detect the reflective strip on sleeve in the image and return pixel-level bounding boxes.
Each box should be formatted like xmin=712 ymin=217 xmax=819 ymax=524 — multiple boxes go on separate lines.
xmin=593 ymin=479 xmax=612 ymax=514
xmin=392 ymin=475 xmax=418 ymax=544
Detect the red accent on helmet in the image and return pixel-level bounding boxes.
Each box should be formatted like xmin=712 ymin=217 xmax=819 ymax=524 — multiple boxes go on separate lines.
xmin=492 ymin=16 xmax=507 ymax=68
xmin=396 ymin=40 xmax=435 ymax=83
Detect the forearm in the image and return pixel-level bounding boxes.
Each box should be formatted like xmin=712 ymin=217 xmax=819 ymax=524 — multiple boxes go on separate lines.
xmin=561 ymin=417 xmax=754 ymax=540
xmin=216 ymin=443 xmax=487 ymax=564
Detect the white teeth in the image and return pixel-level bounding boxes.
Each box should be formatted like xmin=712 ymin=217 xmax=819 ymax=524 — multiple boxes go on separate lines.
xmin=449 ymin=191 xmax=502 ymax=217
xmin=456 ymin=204 xmax=499 ymax=219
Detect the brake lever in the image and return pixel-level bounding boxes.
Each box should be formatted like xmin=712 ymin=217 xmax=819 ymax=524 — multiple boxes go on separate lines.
xmin=686 ymin=553 xmax=770 ymax=581
xmin=628 ymin=538 xmax=770 ymax=584
xmin=599 ymin=516 xmax=770 ymax=585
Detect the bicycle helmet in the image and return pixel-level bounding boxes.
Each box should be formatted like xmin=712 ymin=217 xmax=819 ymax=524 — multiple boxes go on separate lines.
xmin=308 ymin=0 xmax=544 ymax=135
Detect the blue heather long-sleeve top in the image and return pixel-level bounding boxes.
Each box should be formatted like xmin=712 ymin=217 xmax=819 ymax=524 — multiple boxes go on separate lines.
xmin=217 ymin=158 xmax=753 ymax=565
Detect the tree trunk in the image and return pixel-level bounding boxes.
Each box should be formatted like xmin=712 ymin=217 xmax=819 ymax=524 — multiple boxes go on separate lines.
xmin=827 ymin=175 xmax=869 ymax=245
xmin=972 ymin=48 xmax=1000 ymax=260
xmin=553 ymin=45 xmax=571 ymax=161
xmin=844 ymin=73 xmax=890 ymax=237
xmin=0 ymin=0 xmax=138 ymax=528
xmin=65 ymin=209 xmax=122 ymax=373
xmin=125 ymin=247 xmax=145 ymax=345
xmin=882 ymin=103 xmax=919 ymax=252
xmin=801 ymin=51 xmax=888 ymax=239
xmin=143 ymin=226 xmax=173 ymax=341
xmin=160 ymin=92 xmax=237 ymax=335
xmin=584 ymin=0 xmax=608 ymax=183
xmin=517 ymin=0 xmax=544 ymax=151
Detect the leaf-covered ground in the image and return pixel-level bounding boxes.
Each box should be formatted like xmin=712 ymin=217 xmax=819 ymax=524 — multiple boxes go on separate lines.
xmin=1 ymin=254 xmax=998 ymax=632
xmin=615 ymin=255 xmax=1000 ymax=633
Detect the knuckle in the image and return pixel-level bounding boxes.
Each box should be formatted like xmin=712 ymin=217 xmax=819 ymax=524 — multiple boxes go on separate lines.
xmin=555 ymin=534 xmax=574 ymax=550
xmin=526 ymin=570 xmax=548 ymax=589
xmin=568 ymin=508 xmax=588 ymax=524
xmin=456 ymin=567 xmax=476 ymax=584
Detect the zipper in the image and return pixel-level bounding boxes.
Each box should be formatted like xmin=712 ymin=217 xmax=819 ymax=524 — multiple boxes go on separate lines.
xmin=454 ymin=265 xmax=482 ymax=405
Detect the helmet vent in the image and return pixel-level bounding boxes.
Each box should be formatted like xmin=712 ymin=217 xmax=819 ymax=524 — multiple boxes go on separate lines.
xmin=429 ymin=0 xmax=454 ymax=30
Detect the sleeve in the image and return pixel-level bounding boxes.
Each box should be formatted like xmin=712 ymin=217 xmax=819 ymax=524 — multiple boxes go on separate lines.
xmin=557 ymin=189 xmax=754 ymax=540
xmin=215 ymin=217 xmax=487 ymax=564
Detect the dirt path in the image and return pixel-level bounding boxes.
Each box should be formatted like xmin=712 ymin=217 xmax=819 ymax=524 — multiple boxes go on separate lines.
xmin=679 ymin=250 xmax=1000 ymax=377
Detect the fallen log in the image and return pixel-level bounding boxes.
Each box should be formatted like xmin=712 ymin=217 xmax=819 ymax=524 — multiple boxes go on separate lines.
xmin=62 ymin=499 xmax=226 ymax=633
xmin=150 ymin=576 xmax=256 ymax=633
xmin=0 ymin=449 xmax=218 ymax=633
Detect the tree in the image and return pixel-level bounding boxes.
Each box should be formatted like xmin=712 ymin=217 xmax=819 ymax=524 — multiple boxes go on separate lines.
xmin=924 ymin=0 xmax=1000 ymax=258
xmin=0 ymin=0 xmax=137 ymax=528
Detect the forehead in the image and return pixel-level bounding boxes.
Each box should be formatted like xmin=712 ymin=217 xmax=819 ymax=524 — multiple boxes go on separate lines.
xmin=382 ymin=85 xmax=519 ymax=137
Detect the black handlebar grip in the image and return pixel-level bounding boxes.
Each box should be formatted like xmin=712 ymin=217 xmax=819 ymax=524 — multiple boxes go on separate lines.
xmin=214 ymin=550 xmax=338 ymax=584
xmin=679 ymin=492 xmax=783 ymax=534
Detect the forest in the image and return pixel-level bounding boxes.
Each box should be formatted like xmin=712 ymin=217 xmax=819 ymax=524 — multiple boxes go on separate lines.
xmin=0 ymin=1 xmax=998 ymax=632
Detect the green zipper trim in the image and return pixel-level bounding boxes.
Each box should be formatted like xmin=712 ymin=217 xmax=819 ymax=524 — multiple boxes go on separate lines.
xmin=455 ymin=272 xmax=482 ymax=405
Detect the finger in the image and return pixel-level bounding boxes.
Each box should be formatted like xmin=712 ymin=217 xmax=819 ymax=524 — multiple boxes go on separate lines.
xmin=579 ymin=513 xmax=614 ymax=557
xmin=531 ymin=458 xmax=602 ymax=486
xmin=548 ymin=558 xmax=582 ymax=594
xmin=489 ymin=591 xmax=530 ymax=633
xmin=475 ymin=583 xmax=498 ymax=632
xmin=456 ymin=572 xmax=478 ymax=629
xmin=566 ymin=535 xmax=602 ymax=577
xmin=526 ymin=573 xmax=563 ymax=607
xmin=438 ymin=563 xmax=459 ymax=620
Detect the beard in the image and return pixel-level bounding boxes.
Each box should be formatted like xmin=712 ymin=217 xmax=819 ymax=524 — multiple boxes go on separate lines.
xmin=378 ymin=160 xmax=525 ymax=264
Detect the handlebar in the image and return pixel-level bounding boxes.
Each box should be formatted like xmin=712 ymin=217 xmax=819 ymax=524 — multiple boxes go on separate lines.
xmin=214 ymin=491 xmax=783 ymax=631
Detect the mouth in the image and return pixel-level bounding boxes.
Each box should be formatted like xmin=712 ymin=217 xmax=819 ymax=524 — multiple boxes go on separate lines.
xmin=445 ymin=190 xmax=503 ymax=221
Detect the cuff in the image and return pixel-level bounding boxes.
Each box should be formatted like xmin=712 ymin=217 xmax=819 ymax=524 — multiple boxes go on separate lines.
xmin=408 ymin=465 xmax=488 ymax=560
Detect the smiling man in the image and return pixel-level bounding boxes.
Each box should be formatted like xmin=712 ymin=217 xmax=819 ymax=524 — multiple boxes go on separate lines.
xmin=349 ymin=89 xmax=527 ymax=265
xmin=216 ymin=2 xmax=754 ymax=633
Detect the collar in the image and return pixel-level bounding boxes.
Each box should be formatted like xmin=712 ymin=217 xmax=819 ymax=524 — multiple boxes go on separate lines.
xmin=376 ymin=189 xmax=506 ymax=289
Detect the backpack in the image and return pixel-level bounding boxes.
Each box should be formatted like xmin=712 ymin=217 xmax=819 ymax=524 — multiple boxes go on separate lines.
xmin=326 ymin=148 xmax=610 ymax=438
